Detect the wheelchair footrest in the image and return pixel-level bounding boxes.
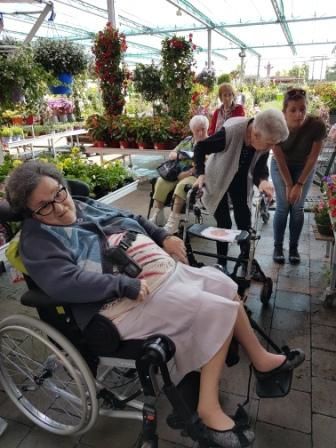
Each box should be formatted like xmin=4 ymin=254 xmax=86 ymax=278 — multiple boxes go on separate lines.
xmin=255 ymin=370 xmax=293 ymax=398
xmin=187 ymin=224 xmax=249 ymax=243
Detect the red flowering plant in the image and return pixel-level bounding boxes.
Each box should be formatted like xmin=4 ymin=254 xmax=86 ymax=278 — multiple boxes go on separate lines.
xmin=161 ymin=34 xmax=196 ymax=121
xmin=92 ymin=23 xmax=128 ymax=116
xmin=323 ymin=175 xmax=336 ymax=219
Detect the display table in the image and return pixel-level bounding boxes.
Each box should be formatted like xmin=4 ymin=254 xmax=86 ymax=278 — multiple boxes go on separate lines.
xmin=0 ymin=129 xmax=87 ymax=161
xmin=85 ymin=146 xmax=170 ymax=166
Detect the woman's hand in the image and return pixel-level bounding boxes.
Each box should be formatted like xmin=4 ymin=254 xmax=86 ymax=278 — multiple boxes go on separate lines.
xmin=285 ymin=184 xmax=293 ymax=202
xmin=177 ymin=168 xmax=194 ymax=181
xmin=169 ymin=150 xmax=178 ymax=161
xmin=258 ymin=180 xmax=274 ymax=201
xmin=288 ymin=183 xmax=303 ymax=204
xmin=163 ymin=235 xmax=188 ymax=264
xmin=193 ymin=174 xmax=205 ymax=190
xmin=136 ymin=279 xmax=150 ymax=302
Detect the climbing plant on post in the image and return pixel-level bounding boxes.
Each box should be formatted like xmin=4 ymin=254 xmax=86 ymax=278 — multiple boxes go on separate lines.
xmin=161 ymin=34 xmax=196 ymax=121
xmin=92 ymin=23 xmax=128 ymax=116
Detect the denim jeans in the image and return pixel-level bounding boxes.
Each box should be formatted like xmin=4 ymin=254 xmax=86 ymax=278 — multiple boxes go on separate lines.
xmin=271 ymin=157 xmax=315 ymax=248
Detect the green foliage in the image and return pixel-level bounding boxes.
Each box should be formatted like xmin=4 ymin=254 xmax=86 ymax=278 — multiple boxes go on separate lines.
xmin=34 ymin=38 xmax=88 ymax=76
xmin=92 ymin=24 xmax=128 ymax=116
xmin=161 ymin=34 xmax=196 ymax=121
xmin=0 ymin=44 xmax=50 ymax=112
xmin=312 ymin=82 xmax=336 ymax=113
xmin=86 ymin=114 xmax=109 ymax=142
xmin=287 ymin=64 xmax=309 ymax=81
xmin=217 ymin=73 xmax=231 ymax=84
xmin=326 ymin=64 xmax=336 ymax=82
xmin=313 ymin=199 xmax=332 ymax=226
xmin=133 ymin=63 xmax=164 ymax=103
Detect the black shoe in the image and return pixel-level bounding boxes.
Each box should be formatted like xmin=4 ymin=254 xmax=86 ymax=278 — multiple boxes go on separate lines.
xmin=273 ymin=246 xmax=285 ymax=264
xmin=289 ymin=246 xmax=300 ymax=264
xmin=253 ymin=348 xmax=305 ymax=381
xmin=203 ymin=424 xmax=255 ymax=448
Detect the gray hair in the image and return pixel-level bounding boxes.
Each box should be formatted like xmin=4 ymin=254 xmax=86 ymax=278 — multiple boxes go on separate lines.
xmin=189 ymin=114 xmax=209 ymax=131
xmin=6 ymin=160 xmax=65 ymax=215
xmin=253 ymin=109 xmax=289 ymax=143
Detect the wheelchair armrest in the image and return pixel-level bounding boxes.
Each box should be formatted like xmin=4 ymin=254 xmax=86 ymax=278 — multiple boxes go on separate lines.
xmin=21 ymin=289 xmax=53 ymax=308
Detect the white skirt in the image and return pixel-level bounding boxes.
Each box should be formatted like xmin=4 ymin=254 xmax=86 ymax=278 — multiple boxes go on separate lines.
xmin=115 ymin=263 xmax=240 ymax=378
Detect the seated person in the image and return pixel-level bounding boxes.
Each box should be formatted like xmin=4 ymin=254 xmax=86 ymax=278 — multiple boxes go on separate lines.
xmin=150 ymin=115 xmax=208 ymax=234
xmin=6 ymin=161 xmax=305 ymax=448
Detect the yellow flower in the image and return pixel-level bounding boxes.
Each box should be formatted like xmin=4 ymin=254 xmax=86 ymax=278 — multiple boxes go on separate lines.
xmin=12 ymin=159 xmax=23 ymax=168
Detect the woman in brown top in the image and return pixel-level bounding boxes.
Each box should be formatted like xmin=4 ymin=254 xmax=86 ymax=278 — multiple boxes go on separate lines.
xmin=271 ymin=88 xmax=327 ymax=264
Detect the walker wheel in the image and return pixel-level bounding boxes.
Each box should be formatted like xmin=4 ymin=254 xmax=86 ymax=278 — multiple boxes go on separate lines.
xmin=260 ymin=277 xmax=273 ymax=305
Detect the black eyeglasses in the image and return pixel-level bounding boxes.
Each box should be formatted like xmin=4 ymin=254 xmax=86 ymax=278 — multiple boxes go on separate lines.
xmin=31 ymin=186 xmax=68 ymax=216
xmin=286 ymin=88 xmax=306 ymax=98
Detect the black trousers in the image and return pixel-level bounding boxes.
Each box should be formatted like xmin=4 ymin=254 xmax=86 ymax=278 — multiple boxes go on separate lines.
xmin=214 ymin=173 xmax=251 ymax=266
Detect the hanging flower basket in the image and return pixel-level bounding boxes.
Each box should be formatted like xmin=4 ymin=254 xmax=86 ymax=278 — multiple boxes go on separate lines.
xmin=49 ymin=85 xmax=72 ymax=95
xmin=58 ymin=73 xmax=73 ymax=84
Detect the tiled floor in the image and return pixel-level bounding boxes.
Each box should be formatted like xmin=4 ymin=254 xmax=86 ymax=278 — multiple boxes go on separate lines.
xmin=0 ymin=181 xmax=336 ymax=448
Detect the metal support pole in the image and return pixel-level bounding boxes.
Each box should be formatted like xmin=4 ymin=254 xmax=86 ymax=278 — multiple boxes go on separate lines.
xmin=106 ymin=0 xmax=117 ymax=27
xmin=24 ymin=2 xmax=53 ymax=44
xmin=207 ymin=28 xmax=212 ymax=70
xmin=257 ymin=55 xmax=261 ymax=82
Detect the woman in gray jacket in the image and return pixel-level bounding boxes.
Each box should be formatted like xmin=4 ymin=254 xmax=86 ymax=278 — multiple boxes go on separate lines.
xmin=193 ymin=109 xmax=289 ymax=269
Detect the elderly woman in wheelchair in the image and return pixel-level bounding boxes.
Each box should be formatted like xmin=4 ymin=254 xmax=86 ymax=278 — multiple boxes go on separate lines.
xmin=150 ymin=114 xmax=209 ymax=234
xmin=1 ymin=160 xmax=305 ymax=448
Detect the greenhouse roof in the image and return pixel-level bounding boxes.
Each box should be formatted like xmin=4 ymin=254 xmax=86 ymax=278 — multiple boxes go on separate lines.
xmin=1 ymin=0 xmax=335 ymax=78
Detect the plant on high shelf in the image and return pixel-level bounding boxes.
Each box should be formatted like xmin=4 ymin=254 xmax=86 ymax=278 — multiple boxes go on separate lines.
xmin=312 ymin=83 xmax=336 ymax=116
xmin=195 ymin=65 xmax=216 ymax=91
xmin=161 ymin=34 xmax=196 ymax=121
xmin=34 ymin=38 xmax=88 ymax=78
xmin=92 ymin=23 xmax=129 ymax=116
xmin=0 ymin=41 xmax=50 ymax=112
xmin=133 ymin=63 xmax=164 ymax=114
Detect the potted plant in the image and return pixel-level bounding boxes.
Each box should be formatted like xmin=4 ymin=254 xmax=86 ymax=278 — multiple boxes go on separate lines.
xmin=150 ymin=117 xmax=170 ymax=149
xmin=0 ymin=127 xmax=13 ymax=144
xmin=34 ymin=38 xmax=88 ymax=94
xmin=11 ymin=126 xmax=24 ymax=141
xmin=313 ymin=199 xmax=333 ymax=236
xmin=86 ymin=114 xmax=108 ymax=147
xmin=92 ymin=24 xmax=128 ymax=116
xmin=136 ymin=117 xmax=153 ymax=149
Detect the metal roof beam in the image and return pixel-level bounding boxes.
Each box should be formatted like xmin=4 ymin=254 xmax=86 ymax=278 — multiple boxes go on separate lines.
xmin=213 ymin=41 xmax=336 ymax=51
xmin=270 ymin=0 xmax=296 ymax=55
xmin=165 ymin=0 xmax=260 ymax=57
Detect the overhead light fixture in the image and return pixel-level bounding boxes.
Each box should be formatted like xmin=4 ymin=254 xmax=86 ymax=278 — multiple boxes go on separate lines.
xmin=176 ymin=7 xmax=182 ymax=16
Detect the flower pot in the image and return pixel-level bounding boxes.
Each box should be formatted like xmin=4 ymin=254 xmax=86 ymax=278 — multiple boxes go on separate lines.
xmin=109 ymin=140 xmax=120 ymax=148
xmin=25 ymin=115 xmax=35 ymax=125
xmin=11 ymin=117 xmax=23 ymax=126
xmin=49 ymin=85 xmax=72 ymax=95
xmin=58 ymin=73 xmax=74 ymax=85
xmin=137 ymin=141 xmax=153 ymax=150
xmin=316 ymin=223 xmax=333 ymax=236
xmin=58 ymin=114 xmax=68 ymax=123
xmin=119 ymin=140 xmax=129 ymax=149
xmin=94 ymin=140 xmax=105 ymax=148
xmin=154 ymin=142 xmax=170 ymax=150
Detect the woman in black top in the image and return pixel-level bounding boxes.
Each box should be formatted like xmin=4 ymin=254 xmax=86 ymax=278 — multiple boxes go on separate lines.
xmin=271 ymin=88 xmax=327 ymax=264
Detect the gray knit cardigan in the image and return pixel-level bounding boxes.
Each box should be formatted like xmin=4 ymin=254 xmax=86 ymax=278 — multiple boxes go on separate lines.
xmin=202 ymin=117 xmax=269 ymax=214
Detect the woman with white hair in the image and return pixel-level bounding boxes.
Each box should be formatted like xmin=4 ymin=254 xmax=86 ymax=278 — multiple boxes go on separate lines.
xmin=193 ymin=109 xmax=289 ymax=269
xmin=150 ymin=114 xmax=209 ymax=234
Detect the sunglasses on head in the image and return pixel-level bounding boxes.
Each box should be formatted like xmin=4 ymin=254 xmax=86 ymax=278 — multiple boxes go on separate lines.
xmin=286 ymin=88 xmax=306 ymax=98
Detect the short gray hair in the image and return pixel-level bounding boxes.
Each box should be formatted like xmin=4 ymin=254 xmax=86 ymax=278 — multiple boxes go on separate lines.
xmin=6 ymin=160 xmax=65 ymax=215
xmin=189 ymin=115 xmax=209 ymax=131
xmin=253 ymin=109 xmax=289 ymax=143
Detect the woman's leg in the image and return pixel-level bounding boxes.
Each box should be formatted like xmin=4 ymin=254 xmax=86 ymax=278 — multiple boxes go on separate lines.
xmin=164 ymin=176 xmax=196 ymax=233
xmin=288 ymin=167 xmax=315 ymax=250
xmin=151 ymin=178 xmax=177 ymax=225
xmin=198 ymin=303 xmax=286 ymax=431
xmin=271 ymin=158 xmax=290 ymax=262
xmin=214 ymin=193 xmax=231 ymax=268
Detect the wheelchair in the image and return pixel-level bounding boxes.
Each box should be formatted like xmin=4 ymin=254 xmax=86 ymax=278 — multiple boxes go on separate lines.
xmin=0 ymin=179 xmax=298 ymax=447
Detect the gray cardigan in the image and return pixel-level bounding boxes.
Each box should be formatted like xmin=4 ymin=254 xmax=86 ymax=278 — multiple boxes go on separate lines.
xmin=196 ymin=117 xmax=269 ymax=214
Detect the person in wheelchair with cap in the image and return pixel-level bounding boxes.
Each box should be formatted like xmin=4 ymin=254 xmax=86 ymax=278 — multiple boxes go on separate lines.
xmin=6 ymin=160 xmax=304 ymax=448
xmin=193 ymin=109 xmax=289 ymax=272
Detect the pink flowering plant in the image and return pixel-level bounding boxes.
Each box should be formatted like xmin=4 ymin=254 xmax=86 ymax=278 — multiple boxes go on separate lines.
xmin=48 ymin=98 xmax=74 ymax=115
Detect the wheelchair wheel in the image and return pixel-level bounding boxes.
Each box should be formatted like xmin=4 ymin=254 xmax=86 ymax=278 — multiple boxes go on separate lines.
xmin=0 ymin=315 xmax=98 ymax=436
xmin=260 ymin=277 xmax=273 ymax=305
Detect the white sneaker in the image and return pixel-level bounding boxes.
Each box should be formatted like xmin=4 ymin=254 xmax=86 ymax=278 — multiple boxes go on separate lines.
xmin=164 ymin=213 xmax=182 ymax=234
xmin=149 ymin=208 xmax=166 ymax=226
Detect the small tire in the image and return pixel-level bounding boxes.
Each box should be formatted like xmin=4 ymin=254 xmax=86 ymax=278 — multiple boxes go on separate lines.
xmin=260 ymin=277 xmax=273 ymax=305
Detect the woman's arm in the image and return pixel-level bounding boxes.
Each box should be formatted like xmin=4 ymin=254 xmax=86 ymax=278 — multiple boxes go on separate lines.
xmin=272 ymin=145 xmax=294 ymax=187
xmin=193 ymin=128 xmax=226 ymax=176
xmin=208 ymin=109 xmax=219 ymax=136
xmin=289 ymin=140 xmax=323 ymax=204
